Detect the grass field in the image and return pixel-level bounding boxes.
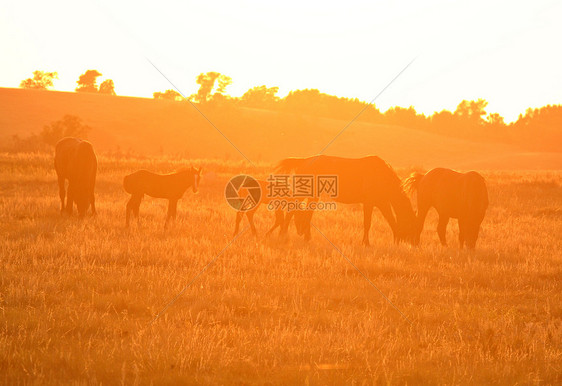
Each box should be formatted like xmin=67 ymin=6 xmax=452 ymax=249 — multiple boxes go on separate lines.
xmin=1 ymin=152 xmax=561 ymax=384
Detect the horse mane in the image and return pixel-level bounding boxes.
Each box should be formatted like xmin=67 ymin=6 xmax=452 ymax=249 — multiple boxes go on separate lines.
xmin=385 ymin=166 xmax=417 ymax=224
xmin=402 ymin=172 xmax=425 ymax=195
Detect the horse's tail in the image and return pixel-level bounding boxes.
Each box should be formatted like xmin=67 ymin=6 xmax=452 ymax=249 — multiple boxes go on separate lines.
xmin=402 ymin=172 xmax=424 ymax=195
xmin=275 ymin=157 xmax=305 ymax=173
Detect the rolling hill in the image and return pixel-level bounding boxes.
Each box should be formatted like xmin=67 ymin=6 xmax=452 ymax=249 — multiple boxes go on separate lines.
xmin=1 ymin=87 xmax=561 ymax=170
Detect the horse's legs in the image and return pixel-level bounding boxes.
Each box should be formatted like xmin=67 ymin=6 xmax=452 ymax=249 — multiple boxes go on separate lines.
xmin=415 ymin=200 xmax=431 ymax=245
xmin=126 ymin=195 xmax=137 ymax=226
xmin=65 ymin=185 xmax=74 ymax=215
xmin=126 ymin=194 xmax=142 ymax=226
xmin=437 ymin=214 xmax=449 ymax=246
xmin=126 ymin=198 xmax=131 ymax=227
xmin=458 ymin=218 xmax=467 ymax=249
xmin=280 ymin=211 xmax=294 ymax=237
xmin=246 ymin=211 xmax=257 ymax=236
xmin=266 ymin=210 xmax=284 ymax=236
xmin=90 ymin=192 xmax=96 ymax=216
xmin=302 ymin=212 xmax=312 ymax=241
xmin=134 ymin=195 xmax=142 ymax=226
xmin=166 ymin=199 xmax=178 ymax=226
xmin=233 ymin=211 xmax=244 ymax=236
xmin=362 ymin=204 xmax=375 ymax=246
xmin=58 ymin=176 xmax=66 ymax=214
xmin=276 ymin=209 xmax=286 ymax=234
xmin=376 ymin=202 xmax=397 ymax=245
xmin=465 ymin=223 xmax=480 ymax=250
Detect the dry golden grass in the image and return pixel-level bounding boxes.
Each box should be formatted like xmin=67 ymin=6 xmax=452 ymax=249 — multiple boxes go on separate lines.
xmin=1 ymin=152 xmax=561 ymax=384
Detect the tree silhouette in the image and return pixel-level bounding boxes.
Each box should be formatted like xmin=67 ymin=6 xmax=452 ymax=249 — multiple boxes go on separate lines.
xmin=153 ymin=89 xmax=183 ymax=101
xmin=215 ymin=74 xmax=232 ymax=95
xmin=75 ymin=70 xmax=116 ymax=95
xmin=99 ymin=79 xmax=116 ymax=95
xmin=76 ymin=70 xmax=102 ymax=93
xmin=193 ymin=72 xmax=232 ymax=103
xmin=486 ymin=113 xmax=505 ymax=127
xmin=20 ymin=71 xmax=58 ymax=89
xmin=40 ymin=115 xmax=91 ymax=146
xmin=282 ymin=89 xmax=379 ymax=121
xmin=454 ymin=99 xmax=488 ymax=124
xmin=510 ymin=104 xmax=562 ymax=151
xmin=430 ymin=109 xmax=455 ymax=134
xmin=384 ymin=106 xmax=427 ymax=129
xmin=240 ymin=85 xmax=279 ymax=108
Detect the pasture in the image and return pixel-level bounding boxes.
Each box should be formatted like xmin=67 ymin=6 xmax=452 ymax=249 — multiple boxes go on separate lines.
xmin=1 ymin=152 xmax=561 ymax=384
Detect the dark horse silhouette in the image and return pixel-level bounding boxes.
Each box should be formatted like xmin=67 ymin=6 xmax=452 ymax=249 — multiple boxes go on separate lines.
xmin=403 ymin=168 xmax=488 ymax=249
xmin=277 ymin=155 xmax=417 ymax=245
xmin=54 ymin=137 xmax=97 ymax=217
xmin=232 ymin=179 xmax=310 ymax=239
xmin=123 ymin=167 xmax=201 ymax=226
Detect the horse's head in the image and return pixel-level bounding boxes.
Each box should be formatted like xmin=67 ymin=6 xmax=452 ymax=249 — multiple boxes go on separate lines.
xmin=463 ymin=216 xmax=486 ymax=249
xmin=75 ymin=191 xmax=90 ymax=218
xmin=401 ymin=217 xmax=424 ymax=246
xmin=394 ymin=195 xmax=419 ymax=246
xmin=191 ymin=167 xmax=201 ymax=193
xmin=394 ymin=220 xmax=418 ymax=245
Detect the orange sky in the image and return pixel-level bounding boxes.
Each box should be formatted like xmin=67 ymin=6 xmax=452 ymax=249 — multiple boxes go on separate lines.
xmin=1 ymin=0 xmax=561 ymax=122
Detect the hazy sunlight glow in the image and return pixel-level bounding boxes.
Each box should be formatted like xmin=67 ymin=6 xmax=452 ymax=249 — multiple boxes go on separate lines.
xmin=1 ymin=0 xmax=561 ymax=122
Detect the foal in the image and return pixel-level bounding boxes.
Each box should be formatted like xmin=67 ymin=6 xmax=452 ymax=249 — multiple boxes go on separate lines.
xmin=123 ymin=167 xmax=201 ymax=226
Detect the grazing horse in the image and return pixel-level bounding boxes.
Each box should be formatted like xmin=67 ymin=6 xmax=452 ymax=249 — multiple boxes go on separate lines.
xmin=232 ymin=179 xmax=310 ymax=239
xmin=277 ymin=155 xmax=417 ymax=245
xmin=403 ymin=168 xmax=488 ymax=249
xmin=54 ymin=137 xmax=97 ymax=217
xmin=123 ymin=167 xmax=201 ymax=226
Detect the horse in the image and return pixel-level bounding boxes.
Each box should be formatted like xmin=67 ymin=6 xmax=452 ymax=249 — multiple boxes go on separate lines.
xmin=402 ymin=168 xmax=488 ymax=249
xmin=123 ymin=167 xmax=201 ymax=226
xmin=277 ymin=155 xmax=417 ymax=245
xmin=232 ymin=179 xmax=311 ymax=239
xmin=54 ymin=137 xmax=97 ymax=217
